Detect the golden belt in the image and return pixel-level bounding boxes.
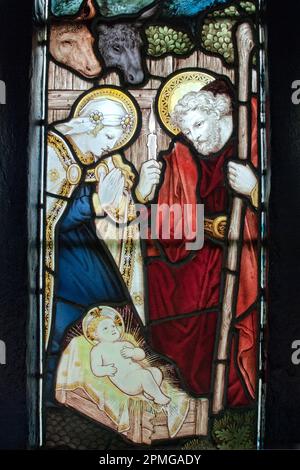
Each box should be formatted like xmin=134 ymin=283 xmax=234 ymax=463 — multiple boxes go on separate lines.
xmin=204 ymin=215 xmax=227 ymax=240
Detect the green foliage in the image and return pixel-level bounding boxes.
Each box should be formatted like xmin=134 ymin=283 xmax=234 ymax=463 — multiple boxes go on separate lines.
xmin=182 ymin=438 xmax=216 ymax=450
xmin=202 ymin=18 xmax=236 ymax=64
xmin=211 ymin=5 xmax=241 ymax=18
xmin=212 ymin=410 xmax=256 ymax=450
xmin=146 ymin=26 xmax=194 ymax=57
xmin=201 ymin=2 xmax=256 ymax=65
xmin=181 ymin=409 xmax=256 ymax=451
xmin=240 ymin=2 xmax=256 ymax=14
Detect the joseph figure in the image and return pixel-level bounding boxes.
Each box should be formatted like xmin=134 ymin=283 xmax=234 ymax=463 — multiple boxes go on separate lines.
xmin=140 ymin=77 xmax=259 ymax=406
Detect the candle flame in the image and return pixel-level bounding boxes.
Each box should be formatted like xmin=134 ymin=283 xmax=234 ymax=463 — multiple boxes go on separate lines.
xmin=149 ymin=103 xmax=156 ymax=134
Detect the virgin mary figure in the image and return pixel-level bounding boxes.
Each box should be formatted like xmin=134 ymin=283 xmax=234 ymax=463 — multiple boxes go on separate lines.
xmin=45 ymin=87 xmax=149 ymax=401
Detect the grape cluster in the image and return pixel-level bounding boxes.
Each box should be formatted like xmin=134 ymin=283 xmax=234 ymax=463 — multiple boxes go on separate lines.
xmin=201 ymin=2 xmax=256 ymax=65
xmin=146 ymin=26 xmax=193 ymax=57
xmin=201 ymin=18 xmax=236 ymax=64
xmin=211 ymin=5 xmax=240 ymax=17
xmin=240 ymin=1 xmax=256 ymax=14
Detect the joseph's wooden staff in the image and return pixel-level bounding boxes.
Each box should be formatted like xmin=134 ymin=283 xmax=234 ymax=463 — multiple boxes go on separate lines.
xmin=212 ymin=22 xmax=255 ymax=414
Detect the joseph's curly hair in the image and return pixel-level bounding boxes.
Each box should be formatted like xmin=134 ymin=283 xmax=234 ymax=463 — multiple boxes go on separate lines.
xmin=171 ymin=90 xmax=232 ymax=129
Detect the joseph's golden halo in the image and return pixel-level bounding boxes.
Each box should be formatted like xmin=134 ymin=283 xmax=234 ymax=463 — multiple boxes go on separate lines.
xmin=73 ymin=87 xmax=139 ymax=151
xmin=158 ymin=70 xmax=215 ymax=136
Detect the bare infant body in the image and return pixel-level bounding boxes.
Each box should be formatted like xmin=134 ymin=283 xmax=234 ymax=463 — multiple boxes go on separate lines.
xmin=90 ymin=317 xmax=170 ymax=405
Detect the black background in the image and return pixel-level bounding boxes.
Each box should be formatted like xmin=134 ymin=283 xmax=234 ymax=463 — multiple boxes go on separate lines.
xmin=265 ymin=0 xmax=300 ymax=449
xmin=0 ymin=0 xmax=299 ymax=449
xmin=0 ymin=0 xmax=32 ymax=450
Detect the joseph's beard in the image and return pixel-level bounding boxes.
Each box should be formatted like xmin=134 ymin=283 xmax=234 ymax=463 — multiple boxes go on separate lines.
xmin=192 ymin=124 xmax=222 ymax=156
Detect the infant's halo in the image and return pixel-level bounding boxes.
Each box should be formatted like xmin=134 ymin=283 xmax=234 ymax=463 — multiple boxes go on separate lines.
xmin=82 ymin=305 xmax=125 ymax=345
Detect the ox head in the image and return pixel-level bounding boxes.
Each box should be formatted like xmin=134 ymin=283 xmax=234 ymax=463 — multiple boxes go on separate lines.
xmin=50 ymin=22 xmax=101 ymax=79
xmin=94 ymin=5 xmax=158 ymax=85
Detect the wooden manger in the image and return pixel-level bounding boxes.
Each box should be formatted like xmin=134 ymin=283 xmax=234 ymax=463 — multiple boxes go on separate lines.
xmin=56 ymin=388 xmax=209 ymax=445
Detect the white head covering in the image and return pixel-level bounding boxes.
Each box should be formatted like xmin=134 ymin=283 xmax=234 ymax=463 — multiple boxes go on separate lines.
xmin=56 ymin=98 xmax=131 ymax=136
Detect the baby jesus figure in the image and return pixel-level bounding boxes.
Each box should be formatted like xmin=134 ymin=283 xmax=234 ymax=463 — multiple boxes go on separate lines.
xmin=88 ymin=313 xmax=170 ymax=405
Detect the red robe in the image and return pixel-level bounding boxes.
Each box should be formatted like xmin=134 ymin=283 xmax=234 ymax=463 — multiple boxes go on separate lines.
xmin=147 ymin=98 xmax=258 ymax=406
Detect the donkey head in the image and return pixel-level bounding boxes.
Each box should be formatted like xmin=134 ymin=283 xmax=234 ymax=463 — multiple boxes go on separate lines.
xmin=94 ymin=5 xmax=157 ymax=85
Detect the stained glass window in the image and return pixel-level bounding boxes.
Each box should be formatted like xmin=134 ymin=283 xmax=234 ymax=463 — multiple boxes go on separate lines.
xmin=30 ymin=0 xmax=268 ymax=450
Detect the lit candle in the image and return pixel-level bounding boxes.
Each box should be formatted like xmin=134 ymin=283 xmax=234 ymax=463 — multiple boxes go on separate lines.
xmin=147 ymin=103 xmax=157 ymax=160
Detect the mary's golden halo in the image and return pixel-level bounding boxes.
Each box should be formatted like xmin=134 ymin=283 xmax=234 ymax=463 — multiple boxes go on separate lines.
xmin=158 ymin=70 xmax=215 ymax=136
xmin=73 ymin=87 xmax=139 ymax=151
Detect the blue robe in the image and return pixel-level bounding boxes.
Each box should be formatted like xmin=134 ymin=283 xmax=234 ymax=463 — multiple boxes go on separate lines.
xmin=46 ymin=184 xmax=127 ymax=401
